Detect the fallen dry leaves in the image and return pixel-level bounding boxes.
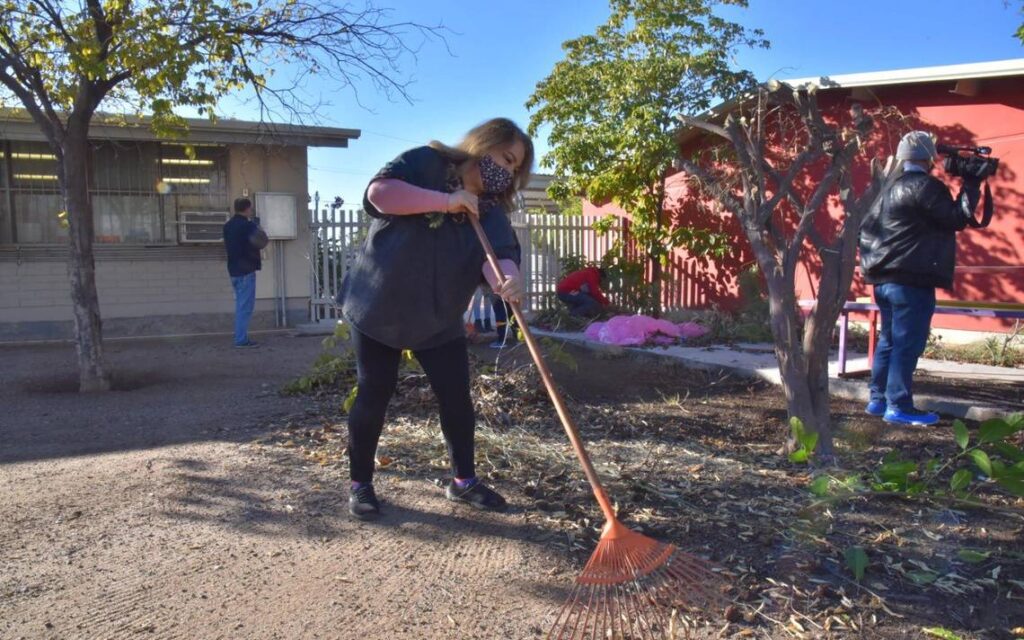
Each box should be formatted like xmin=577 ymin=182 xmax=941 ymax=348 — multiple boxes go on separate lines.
xmin=256 ymin=345 xmax=1024 ymax=639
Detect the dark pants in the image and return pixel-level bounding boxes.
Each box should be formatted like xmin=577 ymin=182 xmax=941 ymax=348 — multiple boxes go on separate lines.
xmin=347 ymin=329 xmax=476 ymax=483
xmin=558 ymin=291 xmax=602 ymax=317
xmin=489 ymin=294 xmax=515 ymax=342
xmin=870 ymin=283 xmax=936 ymax=411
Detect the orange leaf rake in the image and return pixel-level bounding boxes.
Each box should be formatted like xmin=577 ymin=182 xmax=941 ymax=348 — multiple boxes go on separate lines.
xmin=469 ymin=215 xmax=725 ymax=639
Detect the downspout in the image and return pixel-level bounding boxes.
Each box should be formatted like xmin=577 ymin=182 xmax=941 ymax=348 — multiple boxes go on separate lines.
xmin=263 ymin=146 xmax=286 ymax=327
xmin=281 ymin=237 xmax=288 ymax=327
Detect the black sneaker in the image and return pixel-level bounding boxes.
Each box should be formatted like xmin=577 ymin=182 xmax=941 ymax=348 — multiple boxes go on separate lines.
xmin=446 ymin=479 xmax=508 ymax=512
xmin=349 ymin=484 xmax=381 ymax=520
xmin=234 ymin=340 xmax=259 ymax=349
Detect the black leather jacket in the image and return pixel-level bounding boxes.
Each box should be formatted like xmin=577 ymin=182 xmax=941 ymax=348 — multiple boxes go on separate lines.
xmin=859 ymin=170 xmax=979 ymax=290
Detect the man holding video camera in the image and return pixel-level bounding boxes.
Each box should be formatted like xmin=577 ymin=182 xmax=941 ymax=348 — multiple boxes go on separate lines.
xmin=859 ymin=131 xmax=986 ymax=426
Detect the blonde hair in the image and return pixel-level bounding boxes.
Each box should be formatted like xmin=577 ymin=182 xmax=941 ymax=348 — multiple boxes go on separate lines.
xmin=429 ymin=117 xmax=534 ymax=210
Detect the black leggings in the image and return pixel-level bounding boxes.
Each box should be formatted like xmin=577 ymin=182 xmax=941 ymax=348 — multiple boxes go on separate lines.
xmin=347 ymin=329 xmax=476 ymax=483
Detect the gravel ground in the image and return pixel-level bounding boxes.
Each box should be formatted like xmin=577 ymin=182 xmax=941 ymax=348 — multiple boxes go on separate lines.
xmin=0 ymin=333 xmax=575 ymax=640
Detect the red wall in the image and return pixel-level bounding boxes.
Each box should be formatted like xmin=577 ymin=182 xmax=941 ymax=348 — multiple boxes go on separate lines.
xmin=587 ymin=75 xmax=1024 ymax=333
xmin=584 ymin=170 xmax=748 ymax=311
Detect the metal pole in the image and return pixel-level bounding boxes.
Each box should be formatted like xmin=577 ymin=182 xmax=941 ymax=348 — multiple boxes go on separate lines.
xmin=281 ymin=238 xmax=288 ymax=326
xmin=308 ymin=204 xmax=315 ymax=323
xmin=277 ymin=240 xmax=285 ymax=327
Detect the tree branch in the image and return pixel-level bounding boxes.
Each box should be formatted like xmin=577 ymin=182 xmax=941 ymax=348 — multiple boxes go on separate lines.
xmin=28 ymin=0 xmax=74 ymax=47
xmin=220 ymin=4 xmax=443 ymax=107
xmin=85 ymin=0 xmax=116 ymax=61
xmin=676 ymin=157 xmax=745 ymax=217
xmin=759 ymin=161 xmax=803 ymax=225
xmin=677 ymin=114 xmax=731 ymax=140
xmin=784 ymin=187 xmax=829 ymax=249
xmin=0 ymin=51 xmax=65 ymax=146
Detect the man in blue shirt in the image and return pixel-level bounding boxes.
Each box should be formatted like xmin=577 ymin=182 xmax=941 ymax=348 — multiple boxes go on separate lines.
xmin=223 ymin=198 xmax=268 ymax=348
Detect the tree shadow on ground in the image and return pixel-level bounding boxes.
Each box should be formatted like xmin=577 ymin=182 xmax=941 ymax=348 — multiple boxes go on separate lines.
xmin=156 ymin=452 xmax=575 ymax=564
xmin=0 ymin=334 xmax=322 ymax=465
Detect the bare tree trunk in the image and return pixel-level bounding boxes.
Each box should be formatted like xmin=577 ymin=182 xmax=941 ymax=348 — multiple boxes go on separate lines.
xmin=802 ymin=265 xmax=840 ymax=460
xmin=763 ymin=271 xmax=821 ymax=452
xmin=62 ymin=122 xmax=110 ymax=392
xmin=803 ymin=338 xmax=835 ymax=458
xmin=650 ymin=176 xmax=665 ymax=318
xmin=802 ymin=223 xmax=865 ymax=460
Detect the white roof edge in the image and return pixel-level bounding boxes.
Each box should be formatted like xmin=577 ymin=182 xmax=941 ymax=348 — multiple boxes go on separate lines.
xmin=782 ymin=58 xmax=1024 ymax=90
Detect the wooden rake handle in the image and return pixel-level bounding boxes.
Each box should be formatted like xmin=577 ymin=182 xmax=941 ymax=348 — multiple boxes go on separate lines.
xmin=468 ymin=213 xmax=617 ymax=523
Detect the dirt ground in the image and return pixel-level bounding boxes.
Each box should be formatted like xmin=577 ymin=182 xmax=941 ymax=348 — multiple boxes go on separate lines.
xmin=1 ymin=334 xmax=571 ymax=639
xmin=1 ymin=332 xmax=1022 ymax=639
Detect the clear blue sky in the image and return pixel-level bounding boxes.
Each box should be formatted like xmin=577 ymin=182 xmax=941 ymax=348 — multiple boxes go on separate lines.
xmin=219 ymin=0 xmax=1024 ymax=210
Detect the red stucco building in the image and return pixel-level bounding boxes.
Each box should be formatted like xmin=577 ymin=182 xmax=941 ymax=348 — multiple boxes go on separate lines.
xmin=585 ymin=59 xmax=1024 ymax=336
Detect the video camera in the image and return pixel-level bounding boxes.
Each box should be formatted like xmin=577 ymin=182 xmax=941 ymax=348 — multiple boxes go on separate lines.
xmin=935 ymin=144 xmax=997 ymax=228
xmin=935 ymin=144 xmax=999 ymax=181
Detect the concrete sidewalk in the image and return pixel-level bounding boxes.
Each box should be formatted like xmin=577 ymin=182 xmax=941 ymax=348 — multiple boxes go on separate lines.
xmin=535 ymin=330 xmax=1023 ymax=422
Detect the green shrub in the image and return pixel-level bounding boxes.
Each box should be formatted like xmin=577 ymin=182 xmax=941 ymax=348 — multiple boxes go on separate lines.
xmin=810 ymin=413 xmax=1024 ymax=501
xmin=925 ymin=329 xmax=1024 ymax=368
xmin=282 ymin=323 xmax=356 ymax=395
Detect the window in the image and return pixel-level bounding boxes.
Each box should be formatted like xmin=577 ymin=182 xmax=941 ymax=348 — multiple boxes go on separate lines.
xmin=92 ymin=141 xmax=164 ymax=244
xmin=159 ymin=143 xmax=230 ymax=244
xmin=0 ymin=139 xmax=230 ymax=245
xmin=0 ymin=150 xmax=15 ymax=244
xmin=6 ymin=142 xmax=64 ymax=244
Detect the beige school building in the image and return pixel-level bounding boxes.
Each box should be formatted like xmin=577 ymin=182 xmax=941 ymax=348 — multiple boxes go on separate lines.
xmin=0 ymin=114 xmax=359 ymax=342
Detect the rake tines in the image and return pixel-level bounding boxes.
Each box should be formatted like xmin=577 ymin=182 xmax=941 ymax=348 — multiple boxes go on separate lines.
xmin=467 ymin=216 xmax=728 ymax=639
xmin=547 ymin=521 xmax=725 ymax=639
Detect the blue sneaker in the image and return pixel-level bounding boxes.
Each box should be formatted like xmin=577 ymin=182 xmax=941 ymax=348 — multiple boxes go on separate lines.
xmin=883 ymin=407 xmax=939 ymax=426
xmin=865 ymin=400 xmax=886 ymax=417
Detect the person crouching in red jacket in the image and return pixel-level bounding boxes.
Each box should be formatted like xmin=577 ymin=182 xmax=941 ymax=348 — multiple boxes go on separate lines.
xmin=556 ymin=267 xmax=609 ymax=317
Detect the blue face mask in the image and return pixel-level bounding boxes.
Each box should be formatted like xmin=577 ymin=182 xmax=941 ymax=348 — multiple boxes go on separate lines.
xmin=478 ymin=154 xmax=514 ymax=194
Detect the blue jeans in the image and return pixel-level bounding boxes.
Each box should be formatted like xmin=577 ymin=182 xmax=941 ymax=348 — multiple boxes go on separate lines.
xmin=558 ymin=291 xmax=602 ymax=317
xmin=230 ymin=272 xmax=256 ymax=345
xmin=870 ymin=283 xmax=936 ymax=411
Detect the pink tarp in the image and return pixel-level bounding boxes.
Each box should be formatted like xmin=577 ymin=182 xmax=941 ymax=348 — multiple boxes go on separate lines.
xmin=583 ymin=314 xmax=707 ymax=346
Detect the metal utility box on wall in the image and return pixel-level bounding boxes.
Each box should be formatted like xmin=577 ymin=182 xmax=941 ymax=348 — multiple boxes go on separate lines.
xmin=255 ymin=192 xmax=298 ymax=240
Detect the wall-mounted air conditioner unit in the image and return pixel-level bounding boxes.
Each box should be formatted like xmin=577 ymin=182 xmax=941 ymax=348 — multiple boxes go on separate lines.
xmin=178 ymin=211 xmax=228 ymax=243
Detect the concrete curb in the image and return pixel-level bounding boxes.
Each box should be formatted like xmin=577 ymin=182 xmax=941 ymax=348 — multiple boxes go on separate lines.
xmin=294 ymin=321 xmax=341 ymax=336
xmin=534 ymin=330 xmax=1016 ymax=423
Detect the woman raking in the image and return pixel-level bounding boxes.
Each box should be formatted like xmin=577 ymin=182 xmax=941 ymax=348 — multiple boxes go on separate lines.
xmin=337 ymin=118 xmax=533 ymax=519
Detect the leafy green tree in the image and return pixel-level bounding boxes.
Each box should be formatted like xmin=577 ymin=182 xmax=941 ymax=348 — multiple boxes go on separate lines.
xmin=530 ymin=0 xmax=901 ymax=458
xmin=1016 ymin=0 xmax=1024 ymax=43
xmin=527 ymin=0 xmax=768 ymax=314
xmin=0 ymin=1 xmax=435 ymax=391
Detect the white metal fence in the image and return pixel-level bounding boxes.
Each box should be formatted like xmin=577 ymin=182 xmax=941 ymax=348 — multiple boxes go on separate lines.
xmin=307 ymin=207 xmax=628 ymax=323
xmin=308 ymin=207 xmax=367 ymax=323
xmin=510 ymin=209 xmax=626 ymax=311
